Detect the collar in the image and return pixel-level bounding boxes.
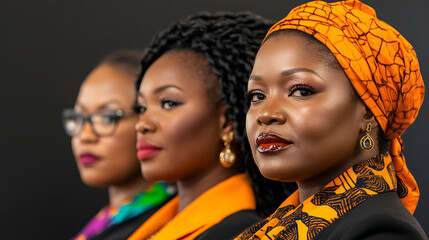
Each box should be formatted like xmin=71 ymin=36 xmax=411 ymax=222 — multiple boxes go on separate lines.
xmin=236 ymin=154 xmax=397 ymax=240
xmin=128 ymin=173 xmax=256 ymax=240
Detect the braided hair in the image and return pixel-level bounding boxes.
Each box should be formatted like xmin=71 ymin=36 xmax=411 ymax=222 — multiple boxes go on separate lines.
xmin=137 ymin=11 xmax=297 ymax=217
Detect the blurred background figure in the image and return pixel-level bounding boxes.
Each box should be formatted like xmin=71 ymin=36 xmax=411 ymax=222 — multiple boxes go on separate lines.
xmin=62 ymin=50 xmax=174 ymax=240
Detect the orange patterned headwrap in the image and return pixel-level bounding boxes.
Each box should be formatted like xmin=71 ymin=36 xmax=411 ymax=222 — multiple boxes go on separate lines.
xmin=264 ymin=0 xmax=424 ymax=214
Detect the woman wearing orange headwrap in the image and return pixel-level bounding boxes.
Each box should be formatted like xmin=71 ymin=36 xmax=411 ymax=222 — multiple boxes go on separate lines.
xmin=237 ymin=0 xmax=427 ymax=239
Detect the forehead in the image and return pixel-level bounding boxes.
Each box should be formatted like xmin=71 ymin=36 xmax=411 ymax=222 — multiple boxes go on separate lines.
xmin=139 ymin=50 xmax=211 ymax=96
xmin=76 ymin=64 xmax=136 ymax=108
xmin=255 ymin=35 xmax=322 ymax=71
xmin=250 ymin=34 xmax=353 ymax=91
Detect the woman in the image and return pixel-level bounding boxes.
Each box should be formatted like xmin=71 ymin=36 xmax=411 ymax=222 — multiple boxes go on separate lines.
xmin=129 ymin=12 xmax=296 ymax=240
xmin=237 ymin=1 xmax=427 ymax=239
xmin=63 ymin=50 xmax=174 ymax=240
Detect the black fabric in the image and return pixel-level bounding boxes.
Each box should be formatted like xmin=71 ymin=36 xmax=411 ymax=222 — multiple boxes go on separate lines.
xmin=314 ymin=191 xmax=427 ymax=240
xmin=195 ymin=209 xmax=263 ymax=240
xmin=88 ymin=196 xmax=173 ymax=240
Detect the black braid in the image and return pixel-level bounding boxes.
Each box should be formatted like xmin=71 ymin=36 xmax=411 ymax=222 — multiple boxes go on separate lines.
xmin=137 ymin=11 xmax=297 ymax=217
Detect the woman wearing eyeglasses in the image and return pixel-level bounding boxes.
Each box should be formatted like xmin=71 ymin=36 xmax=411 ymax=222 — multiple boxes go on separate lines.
xmin=63 ymin=50 xmax=174 ymax=240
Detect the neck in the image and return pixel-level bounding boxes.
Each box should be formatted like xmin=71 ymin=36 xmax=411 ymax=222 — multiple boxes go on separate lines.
xmin=297 ymin=151 xmax=378 ymax=204
xmin=176 ymin=164 xmax=241 ymax=212
xmin=108 ymin=176 xmax=152 ymax=207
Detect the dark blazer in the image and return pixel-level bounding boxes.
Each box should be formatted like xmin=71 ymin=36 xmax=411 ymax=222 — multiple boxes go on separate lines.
xmin=89 ymin=197 xmax=172 ymax=240
xmin=195 ymin=210 xmax=263 ymax=240
xmin=315 ymin=191 xmax=428 ymax=240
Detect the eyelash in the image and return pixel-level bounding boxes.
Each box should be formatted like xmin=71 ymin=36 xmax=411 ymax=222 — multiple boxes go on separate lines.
xmin=246 ymin=91 xmax=266 ymax=104
xmin=247 ymin=83 xmax=316 ymax=104
xmin=161 ymin=99 xmax=182 ymax=110
xmin=134 ymin=104 xmax=147 ymax=114
xmin=289 ymin=84 xmax=315 ymax=97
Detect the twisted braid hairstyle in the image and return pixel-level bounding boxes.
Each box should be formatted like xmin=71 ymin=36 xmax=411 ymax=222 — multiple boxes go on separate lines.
xmin=136 ymin=11 xmax=297 ymax=217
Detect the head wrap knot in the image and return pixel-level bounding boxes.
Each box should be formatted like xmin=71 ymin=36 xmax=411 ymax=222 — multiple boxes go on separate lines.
xmin=264 ymin=0 xmax=424 ymax=214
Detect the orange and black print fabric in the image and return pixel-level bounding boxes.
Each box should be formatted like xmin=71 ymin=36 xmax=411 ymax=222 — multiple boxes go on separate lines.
xmin=262 ymin=0 xmax=424 ymax=214
xmin=236 ymin=154 xmax=397 ymax=240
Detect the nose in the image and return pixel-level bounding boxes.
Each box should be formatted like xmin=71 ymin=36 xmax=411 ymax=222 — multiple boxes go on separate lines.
xmin=78 ymin=121 xmax=98 ymax=142
xmin=256 ymin=101 xmax=287 ymax=125
xmin=135 ymin=112 xmax=156 ymax=134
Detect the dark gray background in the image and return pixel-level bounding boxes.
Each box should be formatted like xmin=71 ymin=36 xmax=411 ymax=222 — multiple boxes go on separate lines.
xmin=1 ymin=0 xmax=428 ymax=239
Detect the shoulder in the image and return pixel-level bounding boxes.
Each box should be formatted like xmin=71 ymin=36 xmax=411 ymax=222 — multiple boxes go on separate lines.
xmin=315 ymin=191 xmax=428 ymax=240
xmin=195 ymin=210 xmax=263 ymax=240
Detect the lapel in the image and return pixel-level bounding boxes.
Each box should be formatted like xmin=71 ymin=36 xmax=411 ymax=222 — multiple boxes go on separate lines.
xmin=129 ymin=173 xmax=256 ymax=240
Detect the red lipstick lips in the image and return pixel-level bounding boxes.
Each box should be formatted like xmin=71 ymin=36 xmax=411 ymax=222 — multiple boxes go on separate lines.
xmin=137 ymin=140 xmax=162 ymax=160
xmin=80 ymin=153 xmax=100 ymax=165
xmin=256 ymin=133 xmax=292 ymax=153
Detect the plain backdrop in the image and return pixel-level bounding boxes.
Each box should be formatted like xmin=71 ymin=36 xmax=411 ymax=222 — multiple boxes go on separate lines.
xmin=1 ymin=0 xmax=428 ymax=239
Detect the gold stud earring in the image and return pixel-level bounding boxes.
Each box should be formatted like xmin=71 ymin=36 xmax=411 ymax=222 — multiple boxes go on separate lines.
xmin=219 ymin=131 xmax=236 ymax=168
xmin=360 ymin=123 xmax=374 ymax=151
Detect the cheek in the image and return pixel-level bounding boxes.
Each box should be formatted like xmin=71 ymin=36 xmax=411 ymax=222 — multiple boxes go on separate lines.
xmin=158 ymin=105 xmax=221 ymax=179
xmin=71 ymin=137 xmax=80 ymax=159
xmin=246 ymin=110 xmax=258 ymax=151
xmin=293 ymin=98 xmax=360 ymax=161
xmin=163 ymin=106 xmax=213 ymax=145
xmin=108 ymin=122 xmax=139 ymax=165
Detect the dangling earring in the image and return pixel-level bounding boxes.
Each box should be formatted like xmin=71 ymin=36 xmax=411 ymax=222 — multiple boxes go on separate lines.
xmin=360 ymin=123 xmax=374 ymax=151
xmin=219 ymin=131 xmax=236 ymax=168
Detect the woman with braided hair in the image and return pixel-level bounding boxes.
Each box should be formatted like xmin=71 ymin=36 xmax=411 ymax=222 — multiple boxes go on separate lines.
xmin=237 ymin=1 xmax=427 ymax=239
xmin=129 ymin=12 xmax=296 ymax=240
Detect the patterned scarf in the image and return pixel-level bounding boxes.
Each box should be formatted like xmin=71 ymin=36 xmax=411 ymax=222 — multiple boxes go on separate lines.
xmin=236 ymin=154 xmax=397 ymax=240
xmin=72 ymin=182 xmax=174 ymax=240
xmin=262 ymin=0 xmax=424 ymax=215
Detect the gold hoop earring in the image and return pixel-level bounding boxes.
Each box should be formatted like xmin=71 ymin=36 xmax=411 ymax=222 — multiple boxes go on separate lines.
xmin=219 ymin=131 xmax=236 ymax=168
xmin=360 ymin=123 xmax=374 ymax=151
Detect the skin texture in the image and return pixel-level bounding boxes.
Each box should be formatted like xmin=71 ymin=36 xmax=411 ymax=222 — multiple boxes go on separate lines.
xmin=135 ymin=50 xmax=240 ymax=211
xmin=246 ymin=35 xmax=380 ymax=203
xmin=72 ymin=64 xmax=149 ymax=206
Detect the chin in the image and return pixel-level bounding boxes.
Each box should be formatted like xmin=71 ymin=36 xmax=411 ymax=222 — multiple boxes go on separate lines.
xmin=80 ymin=172 xmax=111 ymax=188
xmin=140 ymin=164 xmax=166 ymax=182
xmin=255 ymin=159 xmax=295 ymax=182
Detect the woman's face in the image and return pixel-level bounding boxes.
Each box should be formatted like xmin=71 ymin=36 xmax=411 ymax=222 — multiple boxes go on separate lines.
xmin=135 ymin=50 xmax=226 ymax=182
xmin=246 ymin=34 xmax=366 ymax=184
xmin=72 ymin=64 xmax=141 ymax=187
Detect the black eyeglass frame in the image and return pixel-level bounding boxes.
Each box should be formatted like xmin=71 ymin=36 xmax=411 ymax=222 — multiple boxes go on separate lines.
xmin=62 ymin=108 xmax=136 ymax=137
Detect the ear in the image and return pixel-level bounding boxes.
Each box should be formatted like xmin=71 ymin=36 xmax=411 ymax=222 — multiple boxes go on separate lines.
xmin=360 ymin=106 xmax=378 ymax=132
xmin=217 ymin=105 xmax=234 ymax=138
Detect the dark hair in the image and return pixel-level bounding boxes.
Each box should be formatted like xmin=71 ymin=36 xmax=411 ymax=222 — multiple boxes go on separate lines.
xmin=266 ymin=29 xmax=390 ymax=154
xmin=137 ymin=12 xmax=297 ymax=217
xmin=99 ymin=49 xmax=143 ymax=77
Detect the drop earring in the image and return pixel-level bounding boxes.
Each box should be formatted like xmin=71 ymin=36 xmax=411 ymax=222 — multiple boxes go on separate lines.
xmin=360 ymin=123 xmax=374 ymax=151
xmin=219 ymin=131 xmax=236 ymax=168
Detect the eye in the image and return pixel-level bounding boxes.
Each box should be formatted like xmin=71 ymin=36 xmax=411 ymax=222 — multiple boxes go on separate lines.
xmin=247 ymin=91 xmax=266 ymax=103
xmin=102 ymin=115 xmax=115 ymax=124
xmin=161 ymin=99 xmax=181 ymax=110
xmin=134 ymin=105 xmax=147 ymax=114
xmin=289 ymin=84 xmax=315 ymax=97
xmin=91 ymin=113 xmax=116 ymax=125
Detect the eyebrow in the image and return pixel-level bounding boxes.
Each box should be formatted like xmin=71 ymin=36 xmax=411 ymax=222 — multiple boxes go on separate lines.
xmin=74 ymin=100 xmax=122 ymax=112
xmin=281 ymin=68 xmax=323 ymax=79
xmin=249 ymin=67 xmax=323 ymax=81
xmin=154 ymin=84 xmax=183 ymax=94
xmin=137 ymin=84 xmax=184 ymax=99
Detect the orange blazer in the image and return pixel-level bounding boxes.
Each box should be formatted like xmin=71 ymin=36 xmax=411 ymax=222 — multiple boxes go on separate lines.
xmin=128 ymin=173 xmax=256 ymax=240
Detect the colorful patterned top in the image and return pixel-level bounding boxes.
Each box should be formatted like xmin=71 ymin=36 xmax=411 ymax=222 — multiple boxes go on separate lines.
xmin=72 ymin=182 xmax=174 ymax=240
xmin=236 ymin=154 xmax=399 ymax=240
